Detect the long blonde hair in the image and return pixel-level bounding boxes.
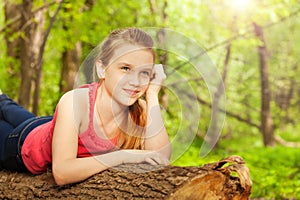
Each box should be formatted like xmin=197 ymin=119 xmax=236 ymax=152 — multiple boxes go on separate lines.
xmin=95 ymin=28 xmax=155 ymax=149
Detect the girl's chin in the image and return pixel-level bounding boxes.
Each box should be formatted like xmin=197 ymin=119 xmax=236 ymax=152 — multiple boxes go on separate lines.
xmin=113 ymin=97 xmax=139 ymax=107
xmin=113 ymin=92 xmax=145 ymax=107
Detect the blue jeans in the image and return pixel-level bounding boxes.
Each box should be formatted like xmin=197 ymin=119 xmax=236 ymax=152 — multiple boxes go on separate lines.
xmin=0 ymin=94 xmax=52 ymax=172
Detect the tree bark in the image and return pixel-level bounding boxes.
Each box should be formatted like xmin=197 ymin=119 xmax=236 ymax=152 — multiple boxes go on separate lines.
xmin=4 ymin=1 xmax=22 ymax=70
xmin=32 ymin=1 xmax=62 ymax=115
xmin=59 ymin=0 xmax=81 ymax=94
xmin=60 ymin=0 xmax=96 ymax=92
xmin=4 ymin=0 xmax=61 ymax=114
xmin=4 ymin=1 xmax=23 ymax=97
xmin=0 ymin=156 xmax=251 ymax=199
xmin=148 ymin=0 xmax=169 ymax=109
xmin=60 ymin=42 xmax=82 ymax=93
xmin=18 ymin=0 xmax=45 ymax=110
xmin=253 ymin=23 xmax=275 ymax=147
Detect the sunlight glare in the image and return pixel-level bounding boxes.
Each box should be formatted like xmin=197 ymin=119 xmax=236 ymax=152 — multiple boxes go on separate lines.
xmin=230 ymin=0 xmax=252 ymax=11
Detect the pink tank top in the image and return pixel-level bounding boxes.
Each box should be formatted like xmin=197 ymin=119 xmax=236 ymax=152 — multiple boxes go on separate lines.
xmin=21 ymin=83 xmax=120 ymax=174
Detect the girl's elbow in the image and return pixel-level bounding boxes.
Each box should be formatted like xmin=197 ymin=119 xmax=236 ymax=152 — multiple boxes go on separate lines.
xmin=52 ymin=164 xmax=69 ymax=186
xmin=53 ymin=176 xmax=66 ymax=186
xmin=166 ymin=145 xmax=172 ymax=159
xmin=162 ymin=142 xmax=172 ymax=159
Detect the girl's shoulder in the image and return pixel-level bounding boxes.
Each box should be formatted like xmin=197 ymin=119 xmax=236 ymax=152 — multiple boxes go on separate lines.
xmin=59 ymin=88 xmax=89 ymax=104
xmin=56 ymin=88 xmax=90 ymax=128
xmin=57 ymin=88 xmax=90 ymax=113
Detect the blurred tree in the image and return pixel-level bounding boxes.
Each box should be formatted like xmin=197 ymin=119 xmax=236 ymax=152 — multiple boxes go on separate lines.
xmin=59 ymin=1 xmax=90 ymax=93
xmin=3 ymin=0 xmax=62 ymax=114
xmin=4 ymin=0 xmax=22 ymax=97
xmin=1 ymin=0 xmax=299 ymax=147
xmin=253 ymin=22 xmax=275 ymax=146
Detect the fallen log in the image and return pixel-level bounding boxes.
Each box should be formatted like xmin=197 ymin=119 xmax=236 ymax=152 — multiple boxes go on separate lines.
xmin=0 ymin=155 xmax=252 ymax=199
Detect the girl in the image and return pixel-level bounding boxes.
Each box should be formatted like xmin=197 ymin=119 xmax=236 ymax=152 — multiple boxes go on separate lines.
xmin=0 ymin=28 xmax=171 ymax=186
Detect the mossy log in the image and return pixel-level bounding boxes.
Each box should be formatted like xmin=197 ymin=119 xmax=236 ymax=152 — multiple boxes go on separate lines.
xmin=0 ymin=155 xmax=252 ymax=199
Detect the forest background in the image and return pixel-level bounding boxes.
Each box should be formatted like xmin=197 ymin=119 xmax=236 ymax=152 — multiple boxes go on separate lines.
xmin=0 ymin=0 xmax=299 ymax=199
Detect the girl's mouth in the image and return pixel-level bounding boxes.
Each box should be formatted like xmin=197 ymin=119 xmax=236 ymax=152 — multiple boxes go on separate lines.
xmin=123 ymin=89 xmax=139 ymax=96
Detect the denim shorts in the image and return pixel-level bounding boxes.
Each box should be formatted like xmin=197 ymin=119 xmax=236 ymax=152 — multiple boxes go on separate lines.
xmin=0 ymin=116 xmax=52 ymax=172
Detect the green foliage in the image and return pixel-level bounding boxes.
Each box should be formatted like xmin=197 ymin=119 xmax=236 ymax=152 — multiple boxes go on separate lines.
xmin=246 ymin=147 xmax=300 ymax=199
xmin=172 ymin=132 xmax=300 ymax=199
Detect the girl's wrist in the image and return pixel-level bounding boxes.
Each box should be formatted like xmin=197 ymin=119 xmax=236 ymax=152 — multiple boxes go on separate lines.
xmin=146 ymin=95 xmax=159 ymax=105
xmin=96 ymin=151 xmax=122 ymax=167
xmin=146 ymin=89 xmax=159 ymax=99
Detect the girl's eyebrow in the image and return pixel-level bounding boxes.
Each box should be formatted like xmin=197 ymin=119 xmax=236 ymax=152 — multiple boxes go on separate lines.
xmin=118 ymin=62 xmax=133 ymax=67
xmin=118 ymin=62 xmax=153 ymax=70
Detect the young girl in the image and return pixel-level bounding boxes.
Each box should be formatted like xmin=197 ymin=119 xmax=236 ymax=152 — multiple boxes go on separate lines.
xmin=0 ymin=28 xmax=171 ymax=186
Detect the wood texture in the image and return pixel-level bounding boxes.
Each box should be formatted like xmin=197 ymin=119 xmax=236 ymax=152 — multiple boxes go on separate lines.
xmin=0 ymin=156 xmax=251 ymax=199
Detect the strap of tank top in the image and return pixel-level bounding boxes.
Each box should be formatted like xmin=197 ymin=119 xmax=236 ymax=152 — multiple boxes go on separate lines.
xmin=88 ymin=82 xmax=99 ymax=128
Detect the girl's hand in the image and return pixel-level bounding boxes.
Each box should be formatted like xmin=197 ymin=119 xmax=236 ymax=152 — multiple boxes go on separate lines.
xmin=119 ymin=149 xmax=170 ymax=166
xmin=146 ymin=64 xmax=166 ymax=99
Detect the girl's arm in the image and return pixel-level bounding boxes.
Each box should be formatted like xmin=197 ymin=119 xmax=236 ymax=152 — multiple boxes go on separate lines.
xmin=52 ymin=91 xmax=168 ymax=186
xmin=144 ymin=64 xmax=172 ymax=159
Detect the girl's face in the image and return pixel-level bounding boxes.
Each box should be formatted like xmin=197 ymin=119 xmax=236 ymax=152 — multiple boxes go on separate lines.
xmin=101 ymin=45 xmax=154 ymax=106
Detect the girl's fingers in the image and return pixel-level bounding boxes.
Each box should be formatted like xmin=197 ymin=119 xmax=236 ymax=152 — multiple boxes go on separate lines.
xmin=145 ymin=157 xmax=158 ymax=165
xmin=145 ymin=153 xmax=170 ymax=166
xmin=152 ymin=64 xmax=166 ymax=82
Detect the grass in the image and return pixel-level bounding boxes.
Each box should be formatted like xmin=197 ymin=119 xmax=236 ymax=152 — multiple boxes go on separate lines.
xmin=171 ymin=132 xmax=300 ymax=199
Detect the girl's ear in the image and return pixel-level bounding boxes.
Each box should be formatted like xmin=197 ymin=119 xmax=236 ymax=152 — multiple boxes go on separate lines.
xmin=96 ymin=60 xmax=106 ymax=79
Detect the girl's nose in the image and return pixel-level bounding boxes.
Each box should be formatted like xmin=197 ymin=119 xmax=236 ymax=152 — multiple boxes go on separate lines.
xmin=128 ymin=73 xmax=141 ymax=86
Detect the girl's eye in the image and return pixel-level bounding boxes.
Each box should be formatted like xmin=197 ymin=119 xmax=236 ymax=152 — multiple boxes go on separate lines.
xmin=141 ymin=71 xmax=151 ymax=77
xmin=121 ymin=66 xmax=130 ymax=71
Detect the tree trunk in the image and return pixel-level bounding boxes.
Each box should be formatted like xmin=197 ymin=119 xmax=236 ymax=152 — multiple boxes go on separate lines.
xmin=0 ymin=156 xmax=251 ymax=199
xmin=148 ymin=0 xmax=169 ymax=109
xmin=4 ymin=1 xmax=22 ymax=97
xmin=253 ymin=23 xmax=275 ymax=147
xmin=60 ymin=0 xmax=80 ymax=94
xmin=18 ymin=0 xmax=45 ymax=110
xmin=5 ymin=0 xmax=61 ymax=114
xmin=4 ymin=1 xmax=22 ymax=60
xmin=60 ymin=42 xmax=82 ymax=93
xmin=31 ymin=7 xmax=47 ymax=115
xmin=4 ymin=0 xmax=21 ymax=71
xmin=59 ymin=0 xmax=96 ymax=92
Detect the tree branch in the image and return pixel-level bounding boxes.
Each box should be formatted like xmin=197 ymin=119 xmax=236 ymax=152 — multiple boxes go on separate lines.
xmin=180 ymin=88 xmax=261 ymax=129
xmin=37 ymin=0 xmax=63 ymax=66
xmin=0 ymin=0 xmax=59 ymax=34
xmin=274 ymin=135 xmax=300 ymax=148
xmin=32 ymin=0 xmax=63 ymax=114
xmin=168 ymin=7 xmax=300 ymax=75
